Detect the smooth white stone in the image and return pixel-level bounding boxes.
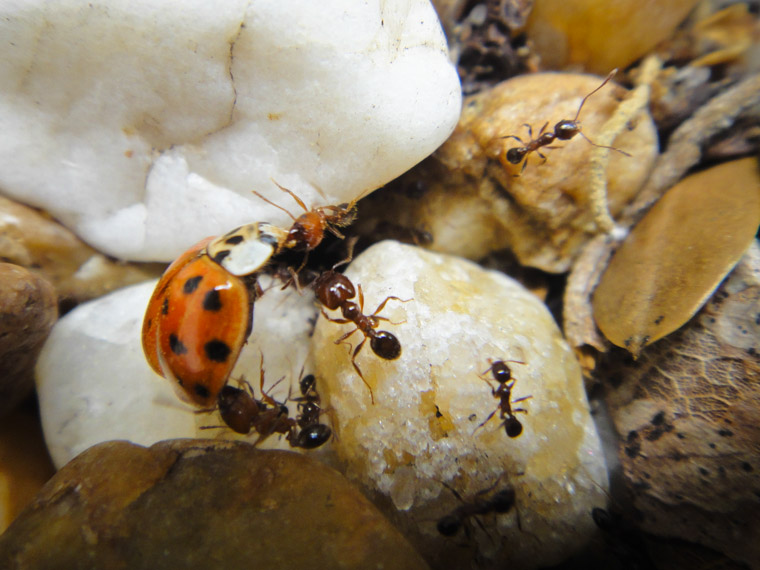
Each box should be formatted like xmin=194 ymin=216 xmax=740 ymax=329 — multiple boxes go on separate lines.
xmin=0 ymin=0 xmax=461 ymax=261
xmin=36 ymin=275 xmax=320 ymax=468
xmin=312 ymin=241 xmax=609 ymax=569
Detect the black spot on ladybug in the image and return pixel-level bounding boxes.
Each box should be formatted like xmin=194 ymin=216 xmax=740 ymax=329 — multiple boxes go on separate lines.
xmin=205 ymin=339 xmax=231 ymax=362
xmin=194 ymin=383 xmax=211 ymax=400
xmin=224 ymin=235 xmax=244 ymax=245
xmin=203 ymin=289 xmax=223 ymax=312
xmin=169 ymin=334 xmax=187 ymax=355
xmin=183 ymin=275 xmax=203 ymax=294
xmin=260 ymin=233 xmax=279 ymax=246
xmin=211 ymin=250 xmax=231 ymax=265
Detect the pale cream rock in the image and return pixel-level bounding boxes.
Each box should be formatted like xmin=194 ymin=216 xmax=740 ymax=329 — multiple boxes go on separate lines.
xmin=36 ymin=275 xmax=321 ymax=468
xmin=312 ymin=241 xmax=608 ymax=569
xmin=0 ymin=0 xmax=461 ymax=262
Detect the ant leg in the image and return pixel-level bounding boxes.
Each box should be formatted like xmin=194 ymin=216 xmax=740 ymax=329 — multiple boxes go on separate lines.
xmin=521 ymin=123 xmax=534 ymax=139
xmin=320 ymin=308 xmax=351 ymax=325
xmin=333 ymin=326 xmax=360 ymax=349
xmin=512 ymin=395 xmax=533 ymax=406
xmin=537 ymin=121 xmax=549 ymax=135
xmin=474 ymin=409 xmax=497 ymax=432
xmin=330 ymin=236 xmax=358 ymax=272
xmin=349 ymin=337 xmax=375 ymax=404
xmin=501 ymin=134 xmax=526 ymax=144
xmin=577 ymin=131 xmax=632 ymax=156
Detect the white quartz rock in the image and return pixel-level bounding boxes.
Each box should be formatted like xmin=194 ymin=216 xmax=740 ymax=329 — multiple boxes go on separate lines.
xmin=36 ymin=275 xmax=320 ymax=468
xmin=312 ymin=241 xmax=609 ymax=569
xmin=0 ymin=0 xmax=461 ymax=262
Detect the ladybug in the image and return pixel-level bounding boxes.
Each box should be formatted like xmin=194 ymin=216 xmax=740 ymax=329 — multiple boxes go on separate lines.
xmin=141 ymin=223 xmax=287 ymax=407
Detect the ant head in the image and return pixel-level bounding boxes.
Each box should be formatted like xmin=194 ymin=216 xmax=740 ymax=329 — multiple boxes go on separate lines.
xmin=505 ymin=147 xmax=526 ymax=164
xmin=325 ymin=201 xmax=358 ymax=228
xmin=504 ymin=417 xmax=523 ymax=438
xmin=370 ymin=330 xmax=401 ymax=360
xmin=490 ymin=488 xmax=516 ymax=513
xmin=299 ymin=373 xmax=316 ymax=396
xmin=554 ymin=119 xmax=579 ymax=140
xmin=436 ymin=514 xmax=461 ymax=537
xmin=490 ymin=361 xmax=512 ymax=384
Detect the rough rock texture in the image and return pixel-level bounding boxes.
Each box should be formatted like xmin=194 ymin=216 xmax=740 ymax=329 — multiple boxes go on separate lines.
xmin=0 ymin=195 xmax=161 ymax=304
xmin=312 ymin=241 xmax=608 ymax=569
xmin=601 ymin=242 xmax=760 ymax=568
xmin=0 ymin=263 xmax=57 ymax=417
xmin=36 ymin=274 xmax=320 ymax=468
xmin=354 ymin=72 xmax=658 ymax=272
xmin=0 ymin=0 xmax=461 ymax=261
xmin=0 ymin=440 xmax=430 ymax=570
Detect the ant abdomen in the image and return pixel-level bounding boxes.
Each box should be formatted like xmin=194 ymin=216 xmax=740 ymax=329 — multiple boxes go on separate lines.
xmin=217 ymin=385 xmax=259 ymax=434
xmin=294 ymin=423 xmax=332 ymax=449
xmin=370 ymin=331 xmax=401 ymax=360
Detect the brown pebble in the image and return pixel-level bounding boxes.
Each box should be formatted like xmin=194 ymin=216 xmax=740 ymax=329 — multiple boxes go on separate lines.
xmin=0 ymin=263 xmax=57 ymax=417
xmin=0 ymin=439 xmax=430 ymax=570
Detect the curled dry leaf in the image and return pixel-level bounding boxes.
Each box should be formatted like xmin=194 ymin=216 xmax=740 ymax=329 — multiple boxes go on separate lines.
xmin=592 ymin=158 xmax=760 ymax=357
xmin=565 ymin=74 xmax=760 ymax=374
xmin=600 ymin=241 xmax=760 ymax=567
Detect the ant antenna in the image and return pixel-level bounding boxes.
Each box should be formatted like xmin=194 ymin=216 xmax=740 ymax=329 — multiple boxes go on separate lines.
xmin=572 ymin=68 xmax=618 ymax=122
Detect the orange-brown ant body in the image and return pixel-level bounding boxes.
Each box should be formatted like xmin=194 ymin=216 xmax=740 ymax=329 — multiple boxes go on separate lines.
xmin=477 ymin=359 xmax=532 ymax=438
xmin=504 ymin=69 xmax=631 ymax=173
xmin=313 ymin=268 xmax=407 ymax=405
xmin=253 ymin=180 xmax=357 ymax=263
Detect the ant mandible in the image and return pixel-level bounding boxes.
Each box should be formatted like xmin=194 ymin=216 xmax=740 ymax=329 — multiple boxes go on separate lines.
xmin=312 ymin=259 xmax=410 ymax=405
xmin=503 ymin=69 xmax=631 ymax=173
xmin=476 ymin=359 xmax=532 ymax=438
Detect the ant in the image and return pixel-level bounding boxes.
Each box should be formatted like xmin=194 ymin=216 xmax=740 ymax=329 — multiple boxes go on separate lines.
xmin=476 ymin=359 xmax=532 ymax=438
xmin=436 ymin=481 xmax=516 ymax=537
xmin=312 ymin=260 xmax=409 ymax=405
xmin=291 ymin=372 xmax=333 ymax=449
xmin=503 ymin=69 xmax=631 ymax=173
xmin=252 ymin=180 xmax=358 ymax=280
xmin=200 ymin=357 xmax=331 ymax=449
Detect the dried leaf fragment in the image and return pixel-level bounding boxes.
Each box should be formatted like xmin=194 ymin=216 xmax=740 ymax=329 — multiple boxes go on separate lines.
xmin=593 ymin=158 xmax=760 ymax=357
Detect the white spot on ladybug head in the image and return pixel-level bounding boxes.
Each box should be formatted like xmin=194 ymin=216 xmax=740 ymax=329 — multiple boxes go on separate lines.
xmin=206 ymin=222 xmax=286 ymax=276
